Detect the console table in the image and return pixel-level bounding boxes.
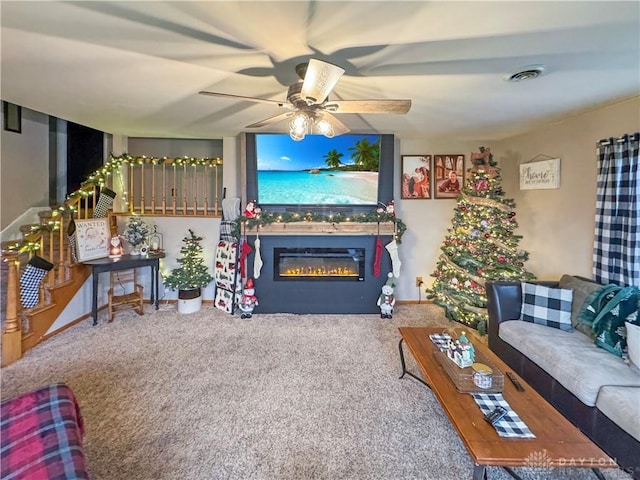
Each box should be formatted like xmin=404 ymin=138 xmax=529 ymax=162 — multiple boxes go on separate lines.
xmin=83 ymin=253 xmax=164 ymax=325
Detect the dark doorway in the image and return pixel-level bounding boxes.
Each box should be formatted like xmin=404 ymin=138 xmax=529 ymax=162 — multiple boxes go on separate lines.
xmin=67 ymin=122 xmax=103 ymax=194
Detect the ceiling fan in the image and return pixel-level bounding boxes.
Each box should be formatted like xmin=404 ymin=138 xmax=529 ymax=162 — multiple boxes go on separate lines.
xmin=199 ymin=58 xmax=411 ymax=140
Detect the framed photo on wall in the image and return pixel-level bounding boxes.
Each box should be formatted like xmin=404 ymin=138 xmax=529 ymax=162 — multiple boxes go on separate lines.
xmin=401 ymin=155 xmax=432 ymax=199
xmin=434 ymin=154 xmax=465 ymax=199
xmin=75 ymin=218 xmax=110 ymax=261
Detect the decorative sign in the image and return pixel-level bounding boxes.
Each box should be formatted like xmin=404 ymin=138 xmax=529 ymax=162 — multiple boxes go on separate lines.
xmin=519 ymin=158 xmax=560 ymax=190
xmin=75 ymin=218 xmax=110 ymax=261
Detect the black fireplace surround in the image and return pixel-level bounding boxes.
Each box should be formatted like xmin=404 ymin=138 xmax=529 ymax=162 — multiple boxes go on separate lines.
xmin=248 ymin=235 xmax=392 ymax=314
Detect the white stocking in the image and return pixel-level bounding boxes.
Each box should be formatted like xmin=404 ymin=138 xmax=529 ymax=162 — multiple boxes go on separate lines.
xmin=253 ymin=237 xmax=263 ymax=279
xmin=385 ymin=240 xmax=402 ymax=278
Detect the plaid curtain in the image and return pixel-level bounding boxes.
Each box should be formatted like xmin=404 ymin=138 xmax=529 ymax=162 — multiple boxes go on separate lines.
xmin=593 ymin=132 xmax=639 ymax=286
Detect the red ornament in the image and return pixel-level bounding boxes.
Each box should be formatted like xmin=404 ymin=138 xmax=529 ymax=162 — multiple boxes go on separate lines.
xmin=484 ymin=233 xmax=490 ymax=238
xmin=497 ymin=255 xmax=506 ymax=263
xmin=460 ymin=206 xmax=468 ymax=212
xmin=509 ymin=211 xmax=516 ymax=218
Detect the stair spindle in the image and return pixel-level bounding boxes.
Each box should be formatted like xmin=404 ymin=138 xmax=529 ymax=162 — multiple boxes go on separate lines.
xmin=140 ymin=162 xmax=145 ymax=214
xmin=183 ymin=163 xmax=187 ymax=214
xmin=58 ymin=219 xmax=65 ymax=282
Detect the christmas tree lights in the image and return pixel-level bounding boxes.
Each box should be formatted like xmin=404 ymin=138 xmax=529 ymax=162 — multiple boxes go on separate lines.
xmin=164 ymin=229 xmax=213 ymax=291
xmin=427 ymin=147 xmax=535 ymax=333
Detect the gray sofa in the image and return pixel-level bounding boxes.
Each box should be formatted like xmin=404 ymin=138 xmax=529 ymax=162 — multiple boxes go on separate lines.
xmin=486 ymin=275 xmax=640 ymax=479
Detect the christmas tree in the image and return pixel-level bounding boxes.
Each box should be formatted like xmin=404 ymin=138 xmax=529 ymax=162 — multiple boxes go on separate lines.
xmin=427 ymin=147 xmax=535 ymax=334
xmin=164 ymin=229 xmax=213 ymax=291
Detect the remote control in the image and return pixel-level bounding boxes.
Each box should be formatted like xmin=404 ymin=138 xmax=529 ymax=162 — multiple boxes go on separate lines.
xmin=484 ymin=406 xmax=508 ymax=425
xmin=506 ymin=371 xmax=525 ymax=392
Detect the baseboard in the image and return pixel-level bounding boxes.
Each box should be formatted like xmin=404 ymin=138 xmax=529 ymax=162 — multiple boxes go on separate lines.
xmin=396 ymin=300 xmax=433 ymax=305
xmin=41 ymin=305 xmax=108 ymax=341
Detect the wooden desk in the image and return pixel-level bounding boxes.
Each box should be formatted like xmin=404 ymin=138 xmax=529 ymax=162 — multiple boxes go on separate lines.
xmin=83 ymin=253 xmax=164 ymax=325
xmin=398 ymin=327 xmax=615 ymax=480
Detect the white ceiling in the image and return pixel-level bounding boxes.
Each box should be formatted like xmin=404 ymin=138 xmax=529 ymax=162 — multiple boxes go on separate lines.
xmin=1 ymin=1 xmax=639 ymax=141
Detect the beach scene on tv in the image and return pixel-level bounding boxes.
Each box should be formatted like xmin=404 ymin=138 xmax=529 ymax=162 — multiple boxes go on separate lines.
xmin=256 ymin=134 xmax=380 ymax=205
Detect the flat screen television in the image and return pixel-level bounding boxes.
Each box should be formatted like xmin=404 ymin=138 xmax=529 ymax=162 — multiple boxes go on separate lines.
xmin=245 ymin=133 xmax=394 ymax=214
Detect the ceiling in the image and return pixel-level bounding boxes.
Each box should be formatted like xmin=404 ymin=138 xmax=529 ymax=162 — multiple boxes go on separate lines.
xmin=1 ymin=1 xmax=639 ymax=141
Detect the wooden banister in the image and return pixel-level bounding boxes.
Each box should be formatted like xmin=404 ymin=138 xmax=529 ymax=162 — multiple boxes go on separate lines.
xmin=2 ymin=252 xmax=22 ymax=366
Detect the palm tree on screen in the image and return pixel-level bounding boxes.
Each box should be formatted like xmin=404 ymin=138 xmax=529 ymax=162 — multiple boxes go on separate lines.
xmin=349 ymin=138 xmax=380 ymax=171
xmin=324 ymin=149 xmax=344 ymax=169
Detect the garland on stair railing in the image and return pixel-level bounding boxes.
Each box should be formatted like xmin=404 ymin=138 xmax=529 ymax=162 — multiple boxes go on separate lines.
xmin=3 ymin=153 xmax=224 ymax=255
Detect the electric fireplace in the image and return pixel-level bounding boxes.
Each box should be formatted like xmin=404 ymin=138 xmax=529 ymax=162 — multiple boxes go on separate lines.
xmin=274 ymin=248 xmax=365 ymax=281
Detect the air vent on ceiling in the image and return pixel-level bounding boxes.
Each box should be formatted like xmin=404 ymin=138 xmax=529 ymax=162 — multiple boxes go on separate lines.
xmin=505 ymin=65 xmax=547 ymax=83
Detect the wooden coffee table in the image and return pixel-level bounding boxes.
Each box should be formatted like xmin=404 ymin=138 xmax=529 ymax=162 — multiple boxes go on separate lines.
xmin=398 ymin=327 xmax=617 ymax=480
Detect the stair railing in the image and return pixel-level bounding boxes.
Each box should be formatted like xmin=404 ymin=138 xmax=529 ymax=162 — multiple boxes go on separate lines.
xmin=2 ymin=152 xmax=224 ymax=366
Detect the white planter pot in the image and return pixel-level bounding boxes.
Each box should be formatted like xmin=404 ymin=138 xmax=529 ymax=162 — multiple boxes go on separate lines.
xmin=178 ymin=288 xmax=202 ymax=314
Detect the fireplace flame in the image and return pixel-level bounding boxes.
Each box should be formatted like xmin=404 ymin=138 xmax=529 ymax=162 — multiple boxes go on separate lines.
xmin=282 ymin=266 xmax=358 ymax=277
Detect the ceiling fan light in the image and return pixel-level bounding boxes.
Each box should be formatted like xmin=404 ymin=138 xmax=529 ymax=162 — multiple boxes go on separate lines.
xmin=290 ymin=129 xmax=305 ymax=141
xmin=290 ymin=112 xmax=309 ymax=131
xmin=315 ymin=118 xmax=334 ymax=138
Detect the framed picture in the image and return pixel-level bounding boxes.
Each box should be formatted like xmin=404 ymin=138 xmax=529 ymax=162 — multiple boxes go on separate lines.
xmin=75 ymin=218 xmax=110 ymax=261
xmin=3 ymin=102 xmax=21 ymax=133
xmin=434 ymin=154 xmax=465 ymax=199
xmin=401 ymin=155 xmax=432 ymax=199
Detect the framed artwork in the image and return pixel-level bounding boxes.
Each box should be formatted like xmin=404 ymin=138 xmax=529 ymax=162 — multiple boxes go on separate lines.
xmin=3 ymin=102 xmax=21 ymax=133
xmin=519 ymin=158 xmax=560 ymax=190
xmin=434 ymin=154 xmax=465 ymax=199
xmin=401 ymin=155 xmax=432 ymax=199
xmin=75 ymin=218 xmax=110 ymax=261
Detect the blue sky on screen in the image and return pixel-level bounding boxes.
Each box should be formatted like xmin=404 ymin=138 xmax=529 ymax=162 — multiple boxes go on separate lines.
xmin=256 ymin=134 xmax=380 ymax=171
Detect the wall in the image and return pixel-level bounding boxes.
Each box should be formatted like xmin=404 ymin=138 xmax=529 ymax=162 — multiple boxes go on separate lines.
xmin=0 ymin=107 xmax=49 ymax=229
xmin=494 ymin=96 xmax=640 ymax=280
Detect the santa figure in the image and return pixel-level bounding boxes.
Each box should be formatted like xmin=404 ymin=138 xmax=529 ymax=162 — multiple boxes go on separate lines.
xmin=385 ymin=200 xmax=396 ymax=217
xmin=377 ymin=273 xmax=396 ymax=319
xmin=239 ymin=278 xmax=258 ymax=319
xmin=243 ymin=200 xmax=257 ymax=218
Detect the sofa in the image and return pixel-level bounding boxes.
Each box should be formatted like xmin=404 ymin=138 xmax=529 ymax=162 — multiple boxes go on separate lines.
xmin=486 ymin=275 xmax=640 ymax=479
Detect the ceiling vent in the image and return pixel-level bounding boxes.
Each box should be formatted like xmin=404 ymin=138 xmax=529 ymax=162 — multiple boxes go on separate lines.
xmin=505 ymin=65 xmax=547 ymax=82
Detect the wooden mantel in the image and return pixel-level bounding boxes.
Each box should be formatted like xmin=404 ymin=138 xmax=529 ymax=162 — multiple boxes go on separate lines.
xmin=245 ymin=221 xmax=395 ymax=236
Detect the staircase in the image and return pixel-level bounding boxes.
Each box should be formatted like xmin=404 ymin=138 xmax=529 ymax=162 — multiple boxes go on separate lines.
xmin=1 ymin=190 xmax=101 ymax=367
xmin=2 ymin=153 xmax=225 ymax=367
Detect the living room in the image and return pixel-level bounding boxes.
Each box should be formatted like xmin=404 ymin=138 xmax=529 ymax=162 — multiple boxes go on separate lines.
xmin=1 ymin=2 xmax=639 ymax=479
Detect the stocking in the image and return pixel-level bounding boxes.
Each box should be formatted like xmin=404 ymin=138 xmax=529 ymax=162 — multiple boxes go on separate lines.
xmin=93 ymin=187 xmax=116 ymax=218
xmin=385 ymin=239 xmax=402 ymax=278
xmin=20 ymin=256 xmax=54 ymax=308
xmin=373 ymin=237 xmax=383 ymax=278
xmin=238 ymin=239 xmax=253 ymax=279
xmin=253 ymin=237 xmax=263 ymax=279
xmin=67 ymin=218 xmax=78 ymax=263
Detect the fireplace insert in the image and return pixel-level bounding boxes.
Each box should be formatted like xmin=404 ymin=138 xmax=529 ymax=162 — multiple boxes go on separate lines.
xmin=274 ymin=248 xmax=365 ymax=281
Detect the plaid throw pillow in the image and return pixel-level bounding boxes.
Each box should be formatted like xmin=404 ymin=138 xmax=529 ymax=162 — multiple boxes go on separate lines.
xmin=520 ymin=282 xmax=573 ymax=332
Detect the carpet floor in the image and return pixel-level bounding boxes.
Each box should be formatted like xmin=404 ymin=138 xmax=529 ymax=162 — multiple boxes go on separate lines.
xmin=1 ymin=304 xmax=632 ymax=480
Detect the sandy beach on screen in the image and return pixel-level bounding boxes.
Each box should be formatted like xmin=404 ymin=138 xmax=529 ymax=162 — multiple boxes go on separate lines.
xmin=337 ymin=171 xmax=379 ymax=186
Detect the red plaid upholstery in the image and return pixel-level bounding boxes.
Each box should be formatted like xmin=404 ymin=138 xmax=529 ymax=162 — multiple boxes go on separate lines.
xmin=1 ymin=383 xmax=88 ymax=480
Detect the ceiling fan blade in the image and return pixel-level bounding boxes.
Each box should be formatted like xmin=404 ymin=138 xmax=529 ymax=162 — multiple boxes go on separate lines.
xmin=325 ymin=99 xmax=412 ymax=114
xmin=246 ymin=112 xmax=295 ymax=129
xmin=300 ymin=59 xmax=345 ymax=105
xmin=319 ymin=113 xmax=350 ymax=136
xmin=199 ymin=90 xmax=290 ymax=108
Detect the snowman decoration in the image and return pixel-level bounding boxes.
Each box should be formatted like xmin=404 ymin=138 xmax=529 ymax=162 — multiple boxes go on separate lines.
xmin=239 ymin=278 xmax=258 ymax=319
xmin=377 ymin=273 xmax=396 ymax=319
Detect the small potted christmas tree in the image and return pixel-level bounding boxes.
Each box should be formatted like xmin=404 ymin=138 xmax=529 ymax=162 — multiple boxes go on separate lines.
xmin=164 ymin=229 xmax=213 ymax=314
